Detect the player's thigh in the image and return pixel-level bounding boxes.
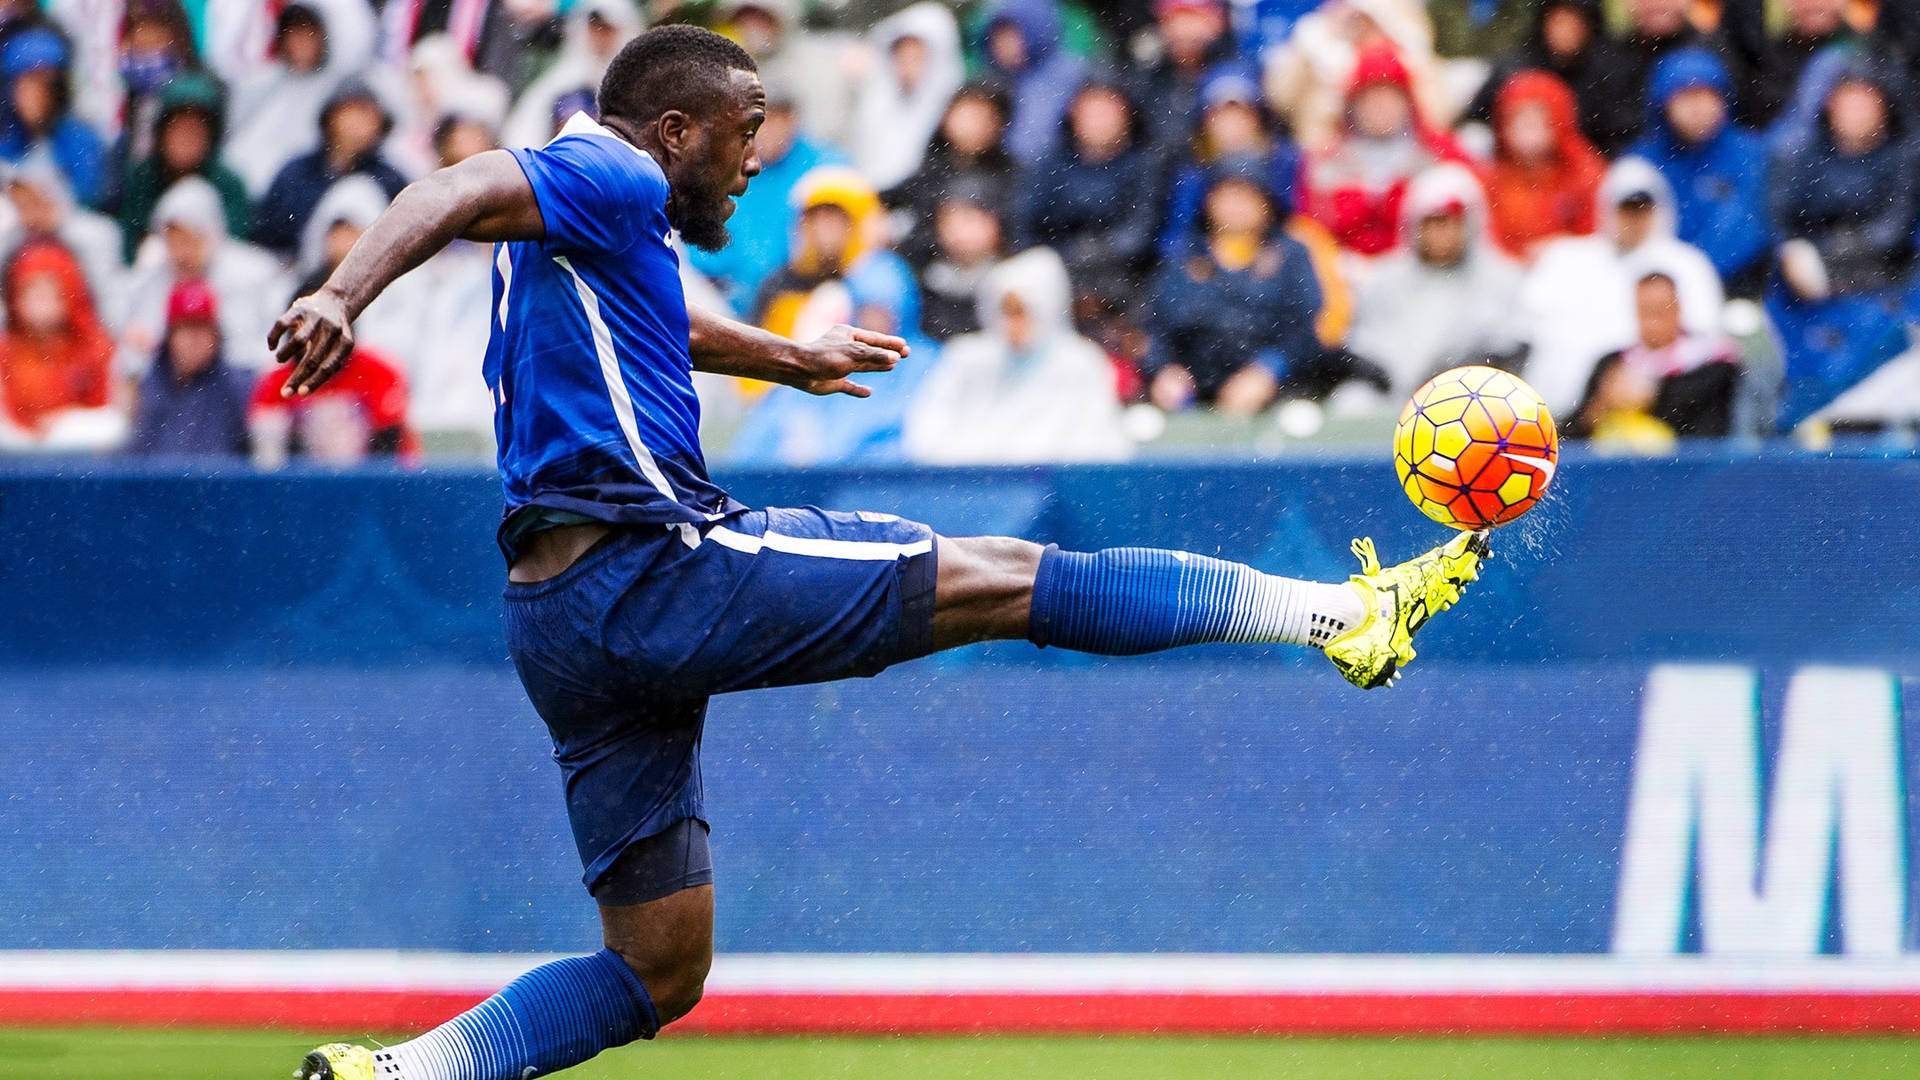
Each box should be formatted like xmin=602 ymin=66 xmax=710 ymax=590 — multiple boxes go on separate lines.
xmin=931 ymin=534 xmax=1045 ymax=649
xmin=600 ymin=883 xmax=714 ymax=1025
xmin=665 ymin=506 xmax=941 ymax=693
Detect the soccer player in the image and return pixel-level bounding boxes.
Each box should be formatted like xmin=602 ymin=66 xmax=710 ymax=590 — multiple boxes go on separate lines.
xmin=281 ymin=26 xmax=1488 ymax=1080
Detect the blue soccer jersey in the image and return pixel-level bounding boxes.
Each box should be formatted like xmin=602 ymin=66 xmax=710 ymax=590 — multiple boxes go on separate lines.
xmin=488 ymin=112 xmax=743 ymax=561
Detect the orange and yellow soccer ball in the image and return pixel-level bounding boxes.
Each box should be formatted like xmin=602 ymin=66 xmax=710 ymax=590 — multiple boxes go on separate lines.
xmin=1393 ymin=365 xmax=1558 ymax=530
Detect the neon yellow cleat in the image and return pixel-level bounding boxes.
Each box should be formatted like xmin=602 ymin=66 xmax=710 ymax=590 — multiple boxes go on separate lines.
xmin=295 ymin=1043 xmax=375 ymax=1080
xmin=1324 ymin=530 xmax=1489 ymax=689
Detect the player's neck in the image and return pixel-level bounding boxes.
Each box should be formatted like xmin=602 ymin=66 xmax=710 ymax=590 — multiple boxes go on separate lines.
xmin=600 ymin=115 xmax=659 ymax=160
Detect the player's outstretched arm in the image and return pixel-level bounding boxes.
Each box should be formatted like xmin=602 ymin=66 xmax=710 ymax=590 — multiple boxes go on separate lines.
xmin=687 ymin=306 xmax=907 ymax=399
xmin=269 ymin=150 xmax=546 ymax=397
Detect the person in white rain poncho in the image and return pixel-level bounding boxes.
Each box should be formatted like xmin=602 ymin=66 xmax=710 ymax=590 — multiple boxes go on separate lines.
xmin=1517 ymin=155 xmax=1725 ymax=417
xmin=0 ymin=150 xmax=123 ymax=324
xmin=852 ymin=2 xmax=964 ymax=192
xmin=118 ymin=176 xmax=290 ymax=379
xmin=219 ymin=0 xmax=381 ymax=197
xmin=905 ymin=246 xmax=1130 ymax=463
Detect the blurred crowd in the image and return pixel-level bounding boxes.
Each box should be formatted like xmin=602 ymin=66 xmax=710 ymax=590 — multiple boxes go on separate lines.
xmin=0 ymin=0 xmax=1917 ymax=466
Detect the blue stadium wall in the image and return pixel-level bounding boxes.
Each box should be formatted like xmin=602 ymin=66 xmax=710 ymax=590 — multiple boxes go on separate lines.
xmin=3 ymin=453 xmax=1919 ymax=957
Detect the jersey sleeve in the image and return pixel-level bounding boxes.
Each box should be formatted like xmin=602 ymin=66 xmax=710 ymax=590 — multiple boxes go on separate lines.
xmin=510 ymin=134 xmax=669 ymax=257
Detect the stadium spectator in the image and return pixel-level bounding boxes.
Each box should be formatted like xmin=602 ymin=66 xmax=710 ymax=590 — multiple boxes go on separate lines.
xmin=852 ymin=2 xmax=963 ymax=192
xmin=915 ymin=177 xmax=1008 ymax=341
xmin=0 ymin=237 xmax=121 ymax=450
xmin=390 ymin=34 xmax=511 ymax=180
xmin=687 ymin=85 xmax=842 ymax=317
xmin=0 ymin=28 xmax=106 ymax=208
xmin=0 ymin=151 xmax=123 ymax=320
xmin=977 ymin=0 xmax=1087 ymax=164
xmin=1765 ymin=49 xmax=1918 ymax=426
xmin=119 ymin=175 xmax=289 ymax=378
xmin=125 ymin=278 xmax=250 ymax=458
xmin=1630 ymin=47 xmax=1771 ymax=290
xmin=752 ymin=166 xmax=888 ymax=342
xmin=1570 ymin=271 xmax=1743 ymax=446
xmin=1618 ymin=0 xmax=1719 ymax=107
xmin=1135 ymin=0 xmax=1238 ymax=156
xmin=249 ymin=344 xmax=417 ymax=467
xmin=1297 ymin=46 xmax=1470 ymax=257
xmin=221 ymin=2 xmax=363 ymax=198
xmin=715 ymin=0 xmax=858 ymax=151
xmin=1484 ymin=69 xmax=1603 ymax=259
xmin=1518 ymin=157 xmax=1727 ymax=416
xmin=1344 ymin=163 xmax=1524 ymax=408
xmin=500 ymin=0 xmax=639 ymax=152
xmin=109 ymin=0 xmax=203 ymax=169
xmin=1146 ymin=165 xmax=1323 ymax=416
xmin=1156 ymin=64 xmax=1302 ymax=260
xmin=252 ymin=77 xmax=406 ymax=257
xmin=1465 ymin=0 xmax=1643 ymax=156
xmin=116 ymin=71 xmax=250 ymax=262
xmin=1732 ymin=0 xmax=1882 ymax=129
xmin=904 ymin=246 xmax=1130 ymax=463
xmin=1265 ymin=0 xmax=1449 ymax=154
xmin=883 ymin=81 xmax=1017 ymax=269
xmin=1015 ymin=73 xmax=1163 ymax=308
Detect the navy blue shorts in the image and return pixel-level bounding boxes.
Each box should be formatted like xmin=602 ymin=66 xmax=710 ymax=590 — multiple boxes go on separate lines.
xmin=503 ymin=506 xmax=938 ymax=898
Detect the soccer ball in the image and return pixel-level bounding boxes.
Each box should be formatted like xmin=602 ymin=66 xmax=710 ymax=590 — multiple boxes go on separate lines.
xmin=1393 ymin=365 xmax=1558 ymax=530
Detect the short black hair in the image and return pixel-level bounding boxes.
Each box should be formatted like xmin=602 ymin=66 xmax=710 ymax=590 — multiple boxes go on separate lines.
xmin=598 ymin=25 xmax=758 ymax=127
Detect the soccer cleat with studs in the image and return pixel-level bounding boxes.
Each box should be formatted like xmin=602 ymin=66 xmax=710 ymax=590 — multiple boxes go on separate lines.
xmin=296 ymin=1043 xmax=375 ymax=1080
xmin=1323 ymin=529 xmax=1489 ymax=689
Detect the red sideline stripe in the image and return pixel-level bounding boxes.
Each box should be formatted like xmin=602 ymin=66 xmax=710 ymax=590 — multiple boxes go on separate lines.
xmin=7 ymin=990 xmax=1920 ymax=1035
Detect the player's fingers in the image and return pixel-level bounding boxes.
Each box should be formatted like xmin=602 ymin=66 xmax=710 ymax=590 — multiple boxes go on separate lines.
xmin=847 ymin=326 xmax=908 ymax=356
xmin=817 ymin=379 xmax=871 ymax=398
xmin=284 ymin=327 xmax=342 ymax=397
xmin=267 ymin=315 xmax=291 ymax=353
xmin=843 ymin=343 xmax=901 ymax=372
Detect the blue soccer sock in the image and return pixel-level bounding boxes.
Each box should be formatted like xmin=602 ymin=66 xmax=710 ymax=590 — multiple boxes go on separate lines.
xmin=376 ymin=949 xmax=658 ymax=1080
xmin=1028 ymin=546 xmax=1365 ymax=655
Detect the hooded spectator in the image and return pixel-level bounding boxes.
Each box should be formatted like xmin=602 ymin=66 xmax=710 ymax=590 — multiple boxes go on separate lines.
xmin=717 ymin=0 xmax=857 ymax=150
xmin=0 ymin=28 xmax=106 ymax=208
xmin=751 ymin=167 xmax=912 ymax=372
xmin=1485 ymin=70 xmax=1604 ymax=259
xmin=292 ymin=174 xmax=431 ymax=381
xmin=111 ymin=0 xmax=203 ymax=168
xmin=1344 ymin=163 xmax=1525 ymax=408
xmin=905 ymin=246 xmax=1130 ymax=463
xmin=1769 ymin=49 xmax=1919 ymax=298
xmin=391 ymin=34 xmax=511 ymax=179
xmin=1518 ymin=157 xmax=1727 ymax=415
xmin=0 ymin=151 xmax=122 ymax=317
xmin=1629 ymin=47 xmax=1770 ymax=288
xmin=1147 ymin=165 xmax=1324 ymax=415
xmin=117 ymin=71 xmax=251 ymax=262
xmin=1733 ymin=0 xmax=1886 ymax=128
xmin=222 ymin=2 xmax=367 ymax=197
xmin=1570 ymin=270 xmax=1743 ymax=445
xmin=1466 ymin=0 xmax=1643 ymax=155
xmin=0 ymin=238 xmax=119 ymax=447
xmin=687 ymin=85 xmax=844 ymax=317
xmin=883 ymin=81 xmax=1019 ymax=269
xmin=120 ymin=176 xmax=290 ymax=377
xmin=500 ymin=0 xmax=641 ymax=151
xmin=978 ymin=0 xmax=1088 ymax=164
xmin=1298 ymin=46 xmax=1470 ymax=257
xmin=916 ymin=176 xmax=1009 ymax=341
xmin=1764 ymin=50 xmax=1919 ymax=427
xmin=853 ymin=2 xmax=964 ymax=192
xmin=249 ymin=344 xmax=418 ymax=467
xmin=1015 ymin=73 xmax=1164 ymax=304
xmin=252 ymin=77 xmax=406 ymax=256
xmin=126 ymin=278 xmax=250 ymax=457
xmin=1136 ymin=0 xmax=1238 ymax=155
xmin=1265 ymin=0 xmax=1450 ymax=154
xmin=1157 ymin=64 xmax=1303 ymax=260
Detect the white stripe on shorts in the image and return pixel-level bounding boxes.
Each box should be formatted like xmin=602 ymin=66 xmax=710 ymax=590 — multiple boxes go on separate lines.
xmin=700 ymin=524 xmax=933 ymax=562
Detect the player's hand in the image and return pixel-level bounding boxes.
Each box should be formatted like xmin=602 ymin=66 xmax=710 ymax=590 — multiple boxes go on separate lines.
xmin=269 ymin=290 xmax=356 ymax=398
xmin=795 ymin=324 xmax=908 ymax=398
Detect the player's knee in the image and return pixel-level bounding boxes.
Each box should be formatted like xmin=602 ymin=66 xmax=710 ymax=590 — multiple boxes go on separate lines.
xmin=613 ymin=943 xmax=710 ymax=1027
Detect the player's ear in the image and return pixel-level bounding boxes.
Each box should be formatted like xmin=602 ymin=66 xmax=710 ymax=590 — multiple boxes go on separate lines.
xmin=657 ymin=110 xmax=694 ymax=157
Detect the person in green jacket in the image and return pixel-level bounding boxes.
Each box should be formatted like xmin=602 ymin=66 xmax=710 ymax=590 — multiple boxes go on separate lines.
xmin=116 ymin=71 xmax=250 ymax=262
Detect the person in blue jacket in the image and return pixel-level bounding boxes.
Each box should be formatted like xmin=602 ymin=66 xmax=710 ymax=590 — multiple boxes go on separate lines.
xmin=1629 ymin=46 xmax=1770 ymax=293
xmin=978 ymin=0 xmax=1087 ymax=164
xmin=0 ymin=28 xmax=105 ymax=209
xmin=1156 ymin=63 xmax=1300 ymax=262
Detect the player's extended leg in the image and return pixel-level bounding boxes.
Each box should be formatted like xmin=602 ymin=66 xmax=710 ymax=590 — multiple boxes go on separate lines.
xmin=930 ymin=529 xmax=1490 ymax=688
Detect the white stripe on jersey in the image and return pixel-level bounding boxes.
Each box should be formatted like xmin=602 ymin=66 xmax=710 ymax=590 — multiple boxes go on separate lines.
xmin=494 ymin=245 xmax=513 ymax=329
xmin=552 ymin=254 xmax=682 ymax=505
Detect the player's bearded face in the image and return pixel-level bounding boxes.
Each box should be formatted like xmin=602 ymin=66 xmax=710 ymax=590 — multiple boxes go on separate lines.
xmin=668 ymin=127 xmax=741 ymax=253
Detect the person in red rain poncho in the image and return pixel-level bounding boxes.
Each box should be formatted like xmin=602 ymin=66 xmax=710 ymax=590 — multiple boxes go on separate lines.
xmin=1298 ymin=44 xmax=1469 ymax=257
xmin=1486 ymin=69 xmax=1605 ymax=259
xmin=0 ymin=238 xmax=115 ymax=440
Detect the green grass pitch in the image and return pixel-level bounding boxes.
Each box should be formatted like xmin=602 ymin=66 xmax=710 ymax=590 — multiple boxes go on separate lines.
xmin=4 ymin=1029 xmax=1920 ymax=1079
